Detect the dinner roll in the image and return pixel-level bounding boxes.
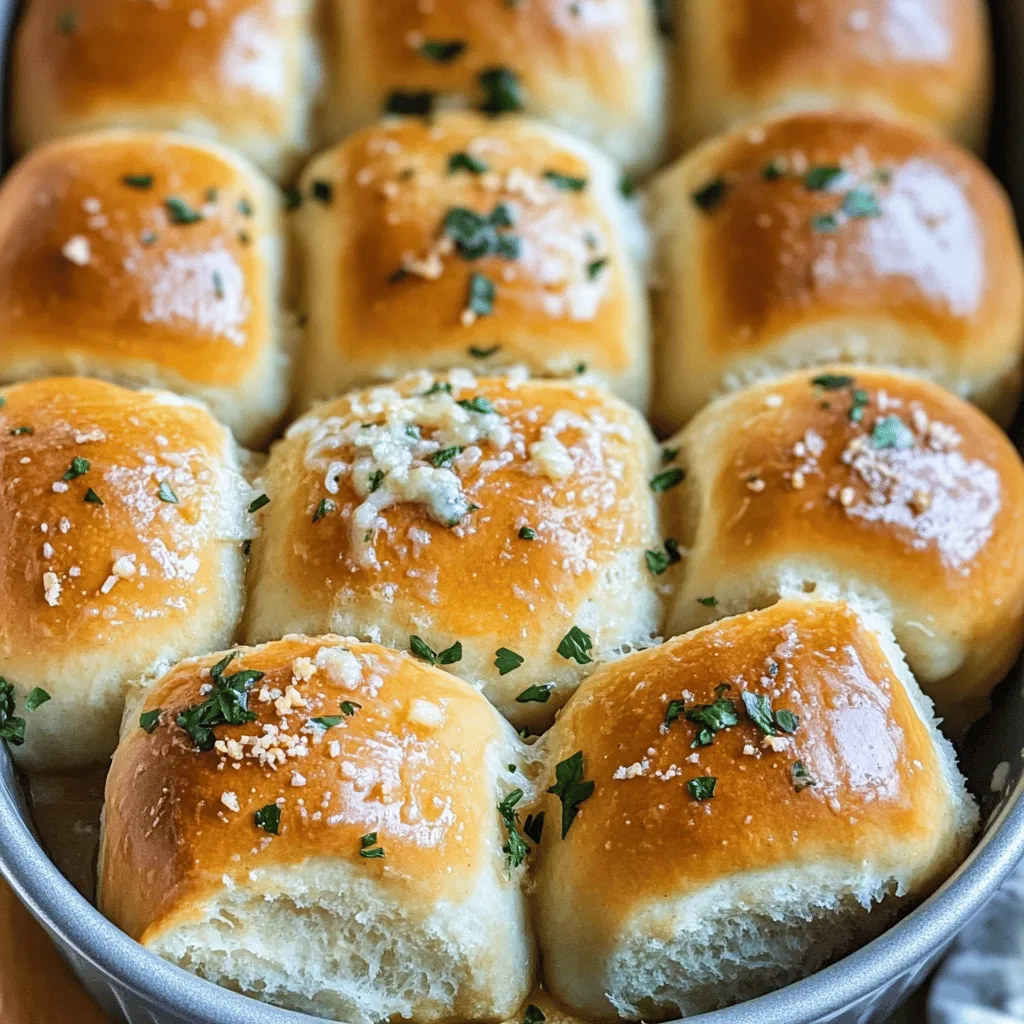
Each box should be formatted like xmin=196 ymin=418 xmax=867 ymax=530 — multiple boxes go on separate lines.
xmin=672 ymin=0 xmax=992 ymax=153
xmin=10 ymin=0 xmax=317 ymax=181
xmin=100 ymin=634 xmax=535 ymax=1023
xmin=0 ymin=377 xmax=251 ymax=772
xmin=243 ymin=372 xmax=662 ymax=730
xmin=324 ymin=0 xmax=666 ymax=172
xmin=0 ymin=878 xmax=111 ymax=1024
xmin=0 ymin=131 xmax=290 ymax=449
xmin=292 ymin=113 xmax=649 ymax=412
xmin=648 ymin=111 xmax=1024 ymax=433
xmin=532 ymin=598 xmax=977 ymax=1020
xmin=660 ymin=367 xmax=1024 ymax=735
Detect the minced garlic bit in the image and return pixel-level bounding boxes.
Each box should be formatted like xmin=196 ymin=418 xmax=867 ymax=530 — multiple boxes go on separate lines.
xmin=314 ymin=646 xmax=363 ymax=690
xmin=290 ymin=771 xmax=307 ymax=787
xmin=61 ymin=235 xmax=91 ymax=266
xmin=220 ymin=791 xmax=240 ymax=813
xmin=111 ymin=554 xmax=137 ymax=580
xmin=42 ymin=571 xmax=61 ymax=607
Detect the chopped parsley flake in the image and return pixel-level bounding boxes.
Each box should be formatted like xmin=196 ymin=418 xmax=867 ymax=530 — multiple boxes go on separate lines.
xmin=693 ymin=178 xmax=728 ymax=212
xmin=645 ymin=548 xmax=671 ymax=576
xmin=62 ymin=456 xmax=90 ymax=481
xmin=139 ymin=708 xmax=162 ymax=733
xmin=457 ymin=395 xmax=495 ymax=414
xmin=157 ymin=481 xmax=178 ymax=503
xmin=248 ymin=493 xmax=270 ymax=513
xmin=494 ymin=647 xmax=524 ymax=675
xmin=312 ymin=701 xmax=360 ymax=727
xmin=518 ymin=526 xmax=536 ymax=540
xmin=468 ymin=273 xmax=496 ymax=316
xmin=479 ymin=67 xmax=524 ymax=114
xmin=741 ymin=690 xmax=799 ymax=737
xmin=804 ymin=166 xmax=845 ymax=191
xmin=359 ymin=832 xmax=384 ymax=858
xmin=843 ymin=187 xmax=882 ymax=219
xmin=650 ymin=467 xmax=685 ymax=492
xmin=557 ymin=626 xmax=593 ymax=665
xmin=498 ymin=789 xmax=530 ymax=868
xmin=664 ymin=699 xmax=686 ymax=728
xmin=792 ymin=760 xmax=817 ymax=792
xmin=762 ymin=160 xmax=784 ymax=181
xmin=255 ymin=804 xmax=281 ymax=835
xmin=849 ymin=388 xmax=870 ymax=423
xmin=587 ymin=257 xmax=608 ymax=280
xmin=10 ymin=426 xmax=33 ymax=436
xmin=697 ymin=596 xmax=718 ymax=607
xmin=661 ymin=446 xmax=679 ymax=464
xmin=410 ymin=635 xmax=463 ymax=666
xmin=83 ymin=488 xmax=103 ymax=504
xmin=548 ymin=750 xmax=594 ymax=838
xmin=165 ymin=197 xmax=203 ymax=225
xmin=176 ymin=653 xmax=263 ymax=751
xmin=421 ymin=39 xmax=466 ymax=62
xmin=619 ymin=173 xmax=637 ymax=198
xmin=543 ymin=170 xmax=587 ymax=192
xmin=283 ymin=187 xmax=302 ymax=210
xmin=515 ymin=684 xmax=552 ymax=704
xmin=687 ymin=776 xmax=717 ymax=801
xmin=311 ymin=180 xmax=333 ymax=204
xmin=813 ymin=374 xmax=855 ymax=390
xmin=686 ymin=689 xmax=739 ymax=747
xmin=313 ymin=497 xmax=335 ymax=522
xmin=443 ymin=205 xmax=520 ymax=261
xmin=870 ymin=415 xmax=915 ymax=451
xmin=430 ymin=445 xmax=464 ymax=469
xmin=0 ymin=680 xmax=24 ymax=746
xmin=384 ymin=91 xmax=435 ymax=116
xmin=24 ymin=687 xmax=50 ymax=711
xmin=449 ymin=152 xmax=489 ymax=175
xmin=469 ymin=344 xmax=501 ymax=358
xmin=811 ymin=213 xmax=839 ymax=233
xmin=524 ymin=811 xmax=544 ymax=845
xmin=121 ymin=174 xmax=153 ymax=189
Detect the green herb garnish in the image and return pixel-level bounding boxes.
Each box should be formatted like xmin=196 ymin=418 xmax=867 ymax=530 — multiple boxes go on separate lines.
xmin=494 ymin=648 xmax=524 ymax=675
xmin=409 ymin=635 xmax=463 ymax=666
xmin=557 ymin=626 xmax=593 ymax=665
xmin=255 ymin=804 xmax=281 ymax=835
xmin=165 ymin=197 xmax=203 ymax=225
xmin=650 ymin=467 xmax=685 ymax=492
xmin=421 ymin=39 xmax=466 ymax=62
xmin=543 ymin=170 xmax=587 ymax=192
xmin=62 ymin=456 xmax=90 ymax=481
xmin=248 ymin=493 xmax=270 ymax=513
xmin=479 ymin=67 xmax=524 ymax=114
xmin=139 ymin=708 xmax=162 ymax=733
xmin=449 ymin=152 xmax=489 ymax=175
xmin=121 ymin=174 xmax=153 ymax=189
xmin=693 ymin=178 xmax=728 ymax=212
xmin=359 ymin=832 xmax=384 ymax=858
xmin=498 ymin=789 xmax=530 ymax=868
xmin=25 ymin=688 xmax=51 ymax=711
xmin=175 ymin=653 xmax=263 ymax=751
xmin=157 ymin=481 xmax=178 ymax=503
xmin=515 ymin=684 xmax=552 ymax=704
xmin=548 ymin=750 xmax=594 ymax=838
xmin=687 ymin=776 xmax=717 ymax=801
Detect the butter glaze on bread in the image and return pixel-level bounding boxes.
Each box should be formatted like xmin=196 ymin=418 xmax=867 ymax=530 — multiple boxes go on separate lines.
xmin=100 ymin=634 xmax=535 ymax=1023
xmin=0 ymin=377 xmax=251 ymax=771
xmin=660 ymin=367 xmax=1024 ymax=735
xmin=244 ymin=372 xmax=662 ymax=729
xmin=11 ymin=0 xmax=317 ymax=181
xmin=293 ymin=113 xmax=649 ymax=412
xmin=673 ymin=0 xmax=992 ymax=152
xmin=325 ymin=0 xmax=665 ymax=172
xmin=649 ymin=111 xmax=1024 ymax=433
xmin=533 ymin=599 xmax=977 ymax=1020
xmin=0 ymin=132 xmax=290 ymax=448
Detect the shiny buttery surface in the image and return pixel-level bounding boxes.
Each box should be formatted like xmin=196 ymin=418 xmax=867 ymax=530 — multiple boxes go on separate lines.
xmin=537 ymin=599 xmax=957 ymax=929
xmin=650 ymin=110 xmax=1024 ymax=427
xmin=101 ymin=635 xmax=515 ymax=945
xmin=11 ymin=0 xmax=308 ymax=167
xmin=675 ymin=0 xmax=990 ymax=149
xmin=0 ymin=132 xmax=277 ymax=388
xmin=664 ymin=367 xmax=1024 ymax=729
xmin=328 ymin=0 xmax=663 ymax=166
xmin=296 ymin=113 xmax=647 ymax=407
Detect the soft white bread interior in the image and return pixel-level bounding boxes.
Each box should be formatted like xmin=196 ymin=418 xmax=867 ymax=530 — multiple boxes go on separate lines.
xmin=0 ymin=130 xmax=291 ymax=449
xmin=532 ymin=598 xmax=978 ymax=1021
xmin=243 ymin=371 xmax=663 ymax=730
xmin=0 ymin=377 xmax=252 ymax=772
xmin=647 ymin=110 xmax=1024 ymax=434
xmin=100 ymin=635 xmax=536 ymax=1023
xmin=292 ymin=112 xmax=650 ymax=413
xmin=658 ymin=366 xmax=1024 ymax=736
xmin=10 ymin=0 xmax=318 ymax=182
xmin=672 ymin=0 xmax=993 ymax=153
xmin=324 ymin=0 xmax=666 ymax=173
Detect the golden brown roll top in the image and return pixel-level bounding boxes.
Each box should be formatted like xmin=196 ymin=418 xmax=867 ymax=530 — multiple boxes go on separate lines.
xmin=0 ymin=879 xmax=111 ymax=1023
xmin=325 ymin=0 xmax=666 ymax=172
xmin=0 ymin=377 xmax=251 ymax=772
xmin=673 ymin=0 xmax=992 ymax=153
xmin=0 ymin=131 xmax=289 ymax=448
xmin=532 ymin=598 xmax=977 ymax=1020
xmin=293 ymin=113 xmax=650 ymax=412
xmin=660 ymin=367 xmax=1024 ymax=734
xmin=10 ymin=0 xmax=316 ymax=181
xmin=243 ymin=372 xmax=662 ymax=730
xmin=100 ymin=635 xmax=535 ymax=1023
xmin=648 ymin=111 xmax=1024 ymax=432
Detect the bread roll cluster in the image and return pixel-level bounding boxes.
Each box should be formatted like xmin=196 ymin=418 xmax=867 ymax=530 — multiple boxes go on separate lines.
xmin=0 ymin=0 xmax=1016 ymax=1021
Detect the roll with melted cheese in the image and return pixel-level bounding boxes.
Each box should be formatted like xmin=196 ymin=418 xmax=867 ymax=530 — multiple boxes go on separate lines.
xmin=100 ymin=635 xmax=535 ymax=1023
xmin=532 ymin=599 xmax=977 ymax=1020
xmin=243 ymin=372 xmax=662 ymax=729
